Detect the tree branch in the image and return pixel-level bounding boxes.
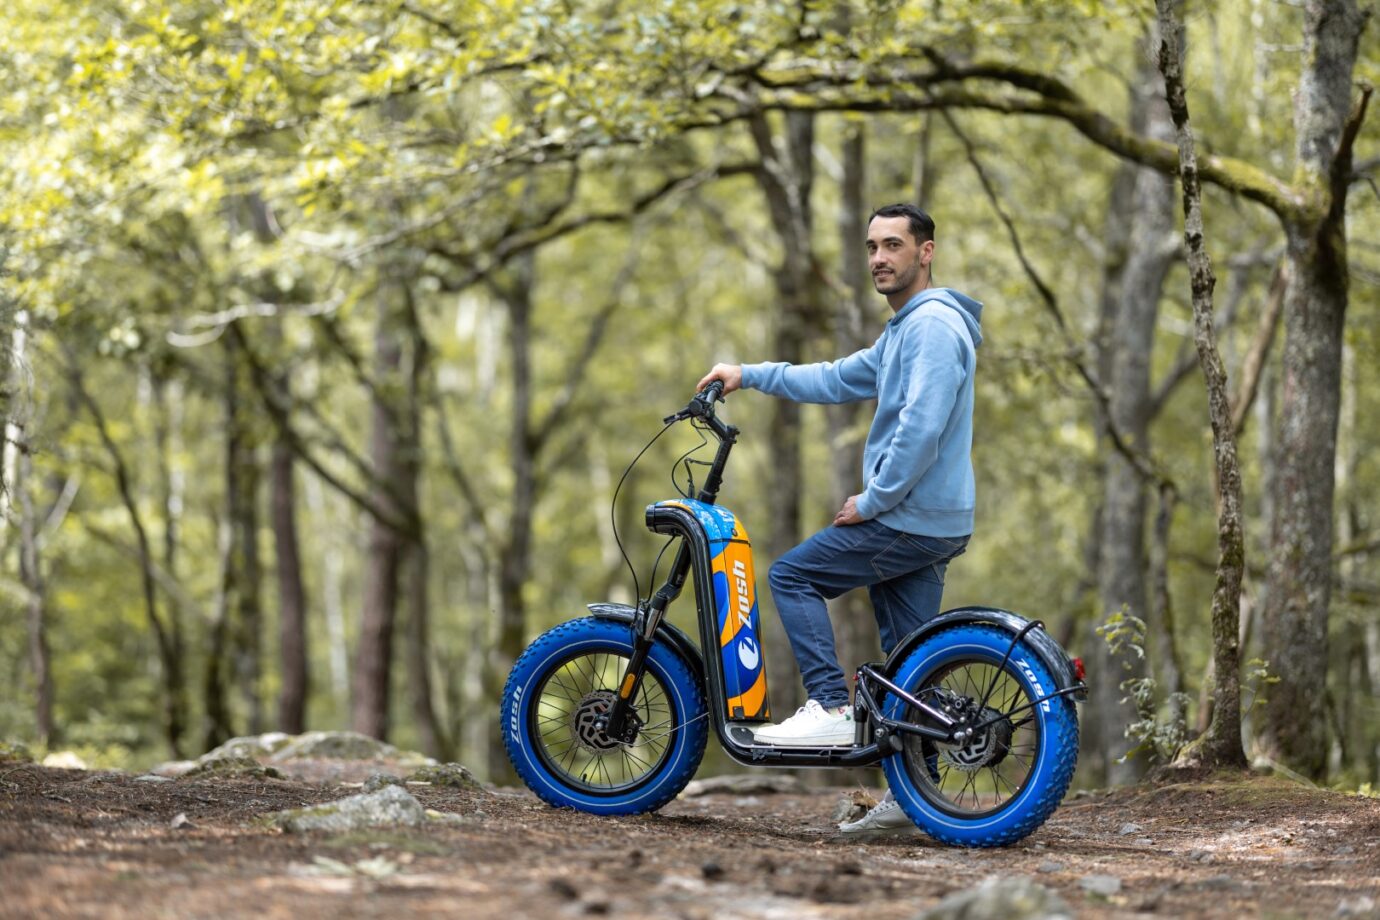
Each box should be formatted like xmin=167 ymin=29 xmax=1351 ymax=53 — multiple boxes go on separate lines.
xmin=730 ymin=66 xmax=1301 ymax=218
xmin=942 ymin=109 xmax=1173 ymax=492
xmin=433 ymin=403 xmax=496 ymax=547
xmin=227 ymin=322 xmax=414 ymax=531
xmin=1230 ymin=261 xmax=1288 ymax=436
xmin=529 ymin=247 xmax=640 ymax=451
xmin=428 ymin=161 xmax=759 ymax=293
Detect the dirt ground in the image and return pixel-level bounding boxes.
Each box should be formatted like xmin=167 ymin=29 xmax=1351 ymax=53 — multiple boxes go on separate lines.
xmin=2 ymin=760 xmax=1378 ymax=919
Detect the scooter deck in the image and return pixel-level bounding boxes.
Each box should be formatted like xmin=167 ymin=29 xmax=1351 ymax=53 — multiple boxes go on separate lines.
xmin=726 ymin=723 xmax=859 ymax=752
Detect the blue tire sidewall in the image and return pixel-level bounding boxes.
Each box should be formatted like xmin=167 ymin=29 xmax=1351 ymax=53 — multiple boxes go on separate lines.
xmin=881 ymin=625 xmax=1076 ymax=846
xmin=502 ymin=618 xmax=707 ymax=815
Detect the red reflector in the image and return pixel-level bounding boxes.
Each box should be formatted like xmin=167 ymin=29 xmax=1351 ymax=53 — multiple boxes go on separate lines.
xmin=1072 ymin=657 xmax=1086 ymax=681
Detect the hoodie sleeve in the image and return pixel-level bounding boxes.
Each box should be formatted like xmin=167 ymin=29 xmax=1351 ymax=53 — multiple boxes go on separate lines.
xmin=741 ymin=343 xmax=879 ymax=404
xmin=854 ymin=315 xmax=967 ymax=521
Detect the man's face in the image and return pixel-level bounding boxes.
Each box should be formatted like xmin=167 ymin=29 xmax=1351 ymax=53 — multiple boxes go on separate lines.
xmin=866 ymin=215 xmax=934 ymax=297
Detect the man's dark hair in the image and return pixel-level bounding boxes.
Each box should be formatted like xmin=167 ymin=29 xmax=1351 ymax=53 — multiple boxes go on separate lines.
xmin=869 ymin=203 xmax=935 ymax=244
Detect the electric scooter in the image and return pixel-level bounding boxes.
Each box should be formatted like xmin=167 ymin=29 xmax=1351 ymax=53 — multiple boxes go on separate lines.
xmin=501 ymin=383 xmax=1087 ymax=847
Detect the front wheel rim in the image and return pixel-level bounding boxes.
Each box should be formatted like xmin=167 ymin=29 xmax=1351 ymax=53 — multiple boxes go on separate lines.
xmin=902 ymin=656 xmax=1042 ymax=818
xmin=529 ymin=649 xmax=677 ymax=796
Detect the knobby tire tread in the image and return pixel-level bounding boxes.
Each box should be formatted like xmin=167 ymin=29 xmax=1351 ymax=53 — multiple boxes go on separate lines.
xmin=883 ymin=624 xmax=1080 ymax=848
xmin=502 ymin=617 xmax=708 ymax=816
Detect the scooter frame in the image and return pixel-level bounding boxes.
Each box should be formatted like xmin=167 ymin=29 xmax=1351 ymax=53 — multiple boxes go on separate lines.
xmin=594 ymin=384 xmax=1086 ymax=769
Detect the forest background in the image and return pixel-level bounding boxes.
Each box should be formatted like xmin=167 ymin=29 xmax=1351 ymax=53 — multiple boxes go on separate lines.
xmin=0 ymin=0 xmax=1376 ymax=791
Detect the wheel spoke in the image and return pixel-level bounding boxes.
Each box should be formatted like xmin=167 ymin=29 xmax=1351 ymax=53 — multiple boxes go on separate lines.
xmin=902 ymin=655 xmax=1044 ymax=817
xmin=530 ymin=646 xmax=685 ymax=793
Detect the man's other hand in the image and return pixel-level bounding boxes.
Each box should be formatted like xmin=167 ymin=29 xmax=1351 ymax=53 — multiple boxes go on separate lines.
xmin=833 ymin=495 xmax=864 ymax=526
xmin=696 ymin=364 xmax=742 ymax=394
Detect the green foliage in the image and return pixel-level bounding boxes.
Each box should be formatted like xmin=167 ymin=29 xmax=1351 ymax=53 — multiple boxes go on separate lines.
xmin=1099 ymin=608 xmax=1287 ymax=768
xmin=0 ymin=0 xmax=1372 ymax=783
xmin=1241 ymin=657 xmax=1280 ymax=714
xmin=1098 ymin=610 xmax=1191 ymax=765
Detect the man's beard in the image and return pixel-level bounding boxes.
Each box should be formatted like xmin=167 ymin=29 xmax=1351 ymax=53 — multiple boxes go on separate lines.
xmin=873 ymin=258 xmax=921 ymax=294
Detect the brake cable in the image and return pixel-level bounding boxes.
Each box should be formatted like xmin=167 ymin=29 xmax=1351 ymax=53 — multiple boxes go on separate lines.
xmin=610 ymin=421 xmax=675 ymax=609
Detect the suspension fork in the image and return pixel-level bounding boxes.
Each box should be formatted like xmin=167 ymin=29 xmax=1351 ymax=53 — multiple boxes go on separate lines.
xmin=601 ymin=543 xmax=693 ymax=740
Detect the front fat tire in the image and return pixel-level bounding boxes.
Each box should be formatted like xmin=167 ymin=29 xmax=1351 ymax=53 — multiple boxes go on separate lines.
xmin=501 ymin=617 xmax=708 ymax=816
xmin=881 ymin=625 xmax=1080 ymax=847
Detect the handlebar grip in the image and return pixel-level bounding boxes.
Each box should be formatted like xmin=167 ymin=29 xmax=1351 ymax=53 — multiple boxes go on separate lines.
xmin=700 ymin=380 xmax=725 ymax=403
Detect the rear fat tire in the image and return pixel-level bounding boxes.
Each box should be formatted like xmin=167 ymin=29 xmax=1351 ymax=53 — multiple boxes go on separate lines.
xmin=881 ymin=624 xmax=1080 ymax=847
xmin=502 ymin=617 xmax=709 ymax=815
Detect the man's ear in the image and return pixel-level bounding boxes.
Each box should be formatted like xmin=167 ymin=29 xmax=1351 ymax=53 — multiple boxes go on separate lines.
xmin=921 ymin=240 xmax=936 ymax=265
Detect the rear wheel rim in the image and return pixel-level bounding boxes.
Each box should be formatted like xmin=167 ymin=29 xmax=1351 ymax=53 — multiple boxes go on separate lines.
xmin=902 ymin=657 xmax=1042 ymax=818
xmin=530 ymin=649 xmax=676 ymax=796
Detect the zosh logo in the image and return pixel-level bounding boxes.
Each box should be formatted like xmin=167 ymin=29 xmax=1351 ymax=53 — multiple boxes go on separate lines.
xmin=1014 ymin=659 xmax=1051 ymax=712
xmin=737 ymin=635 xmax=760 ymax=670
xmin=731 ymin=559 xmax=760 ymax=671
xmin=732 ymin=559 xmax=753 ymax=629
xmin=509 ymin=684 xmax=524 ymax=745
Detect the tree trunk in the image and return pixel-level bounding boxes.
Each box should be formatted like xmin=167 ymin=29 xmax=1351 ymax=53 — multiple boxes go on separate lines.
xmin=304 ymin=473 xmax=350 ymax=710
xmin=487 ymin=252 xmax=536 ymax=781
xmin=1088 ymin=32 xmax=1177 ymax=784
xmin=352 ymin=285 xmax=406 ymax=741
xmin=206 ymin=341 xmax=259 ymax=750
xmin=69 ymin=355 xmax=186 ymax=757
xmin=828 ymin=120 xmax=880 ymax=785
xmin=750 ymin=110 xmax=818 ymax=716
xmin=400 ymin=287 xmax=447 ymax=760
xmin=231 ymin=390 xmax=264 ymax=737
xmin=1157 ymin=0 xmax=1248 ymax=770
xmin=272 ymin=435 xmax=308 ymax=734
xmin=18 ymin=442 xmax=55 ymax=746
xmin=9 ymin=317 xmax=54 ymax=745
xmin=0 ymin=271 xmax=14 ymax=505
xmin=153 ymin=376 xmax=189 ymax=746
xmin=1259 ymin=0 xmax=1367 ymax=780
xmin=205 ymin=524 xmax=235 ymax=752
xmin=912 ymin=114 xmax=936 ymax=209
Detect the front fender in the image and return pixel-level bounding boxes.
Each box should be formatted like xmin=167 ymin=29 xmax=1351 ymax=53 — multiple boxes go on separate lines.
xmin=586 ymin=603 xmax=706 ymax=682
xmin=883 ymin=606 xmax=1088 ymax=701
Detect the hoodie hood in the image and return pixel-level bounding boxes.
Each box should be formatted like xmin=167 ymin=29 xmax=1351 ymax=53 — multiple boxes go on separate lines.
xmin=891 ymin=287 xmax=984 ymax=347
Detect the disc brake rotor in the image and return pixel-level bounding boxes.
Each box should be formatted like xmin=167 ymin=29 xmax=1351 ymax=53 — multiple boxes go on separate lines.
xmin=939 ymin=706 xmax=1015 ymax=774
xmin=572 ymin=690 xmax=642 ymax=753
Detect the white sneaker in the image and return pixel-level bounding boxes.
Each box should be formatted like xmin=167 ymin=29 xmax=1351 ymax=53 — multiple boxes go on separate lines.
xmin=752 ymin=700 xmax=854 ymax=747
xmin=838 ymin=791 xmax=918 ymax=836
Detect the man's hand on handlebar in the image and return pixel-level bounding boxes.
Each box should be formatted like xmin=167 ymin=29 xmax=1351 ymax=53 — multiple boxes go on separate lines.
xmin=696 ymin=364 xmax=742 ymax=395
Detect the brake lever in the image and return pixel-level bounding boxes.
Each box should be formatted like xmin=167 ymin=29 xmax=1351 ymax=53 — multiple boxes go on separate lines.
xmin=665 ymin=384 xmax=724 ymax=425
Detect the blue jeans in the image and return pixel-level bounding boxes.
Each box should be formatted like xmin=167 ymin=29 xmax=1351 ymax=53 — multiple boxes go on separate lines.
xmin=766 ymin=520 xmax=970 ymax=709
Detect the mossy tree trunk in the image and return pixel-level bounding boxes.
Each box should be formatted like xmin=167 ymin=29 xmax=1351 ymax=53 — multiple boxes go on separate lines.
xmin=1258 ymin=0 xmax=1369 ymax=779
xmin=1156 ymin=0 xmax=1248 ymax=770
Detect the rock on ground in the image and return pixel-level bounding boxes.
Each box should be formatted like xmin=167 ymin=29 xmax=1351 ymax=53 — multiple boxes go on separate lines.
xmin=1077 ymin=874 xmax=1123 ymax=897
xmin=916 ymin=876 xmax=1073 ymax=920
xmin=0 ymin=740 xmax=33 ymax=763
xmin=405 ymin=763 xmax=483 ymax=790
xmin=202 ymin=733 xmax=294 ymax=761
xmin=180 ymin=756 xmax=284 ymax=780
xmin=40 ymin=751 xmax=88 ymax=769
xmin=362 ymin=772 xmax=405 ymax=792
xmin=268 ymin=785 xmax=428 ymax=833
xmin=150 ymin=760 xmax=199 ymax=777
xmin=269 ymin=731 xmax=432 ymax=765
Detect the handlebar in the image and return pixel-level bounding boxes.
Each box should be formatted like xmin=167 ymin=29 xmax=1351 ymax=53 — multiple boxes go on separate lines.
xmin=663 ymin=381 xmax=725 ymax=426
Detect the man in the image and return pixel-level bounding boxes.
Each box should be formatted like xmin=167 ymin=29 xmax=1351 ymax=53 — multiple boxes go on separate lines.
xmin=696 ymin=203 xmax=983 ymax=835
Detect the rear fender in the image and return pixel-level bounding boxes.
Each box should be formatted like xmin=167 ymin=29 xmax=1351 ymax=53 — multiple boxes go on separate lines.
xmin=883 ymin=606 xmax=1088 ymax=701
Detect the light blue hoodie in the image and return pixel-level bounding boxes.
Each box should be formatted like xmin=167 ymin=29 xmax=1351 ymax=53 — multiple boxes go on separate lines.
xmin=741 ymin=288 xmax=983 ymax=537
